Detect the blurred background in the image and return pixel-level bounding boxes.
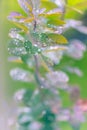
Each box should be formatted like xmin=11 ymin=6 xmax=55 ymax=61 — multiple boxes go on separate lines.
xmin=0 ymin=0 xmax=87 ymax=129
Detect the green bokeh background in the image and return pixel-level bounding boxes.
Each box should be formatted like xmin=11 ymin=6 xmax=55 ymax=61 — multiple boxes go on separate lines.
xmin=0 ymin=0 xmax=87 ymax=129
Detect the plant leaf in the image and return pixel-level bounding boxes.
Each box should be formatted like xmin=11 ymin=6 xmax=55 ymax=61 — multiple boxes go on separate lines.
xmin=13 ymin=22 xmax=29 ymax=33
xmin=68 ymin=0 xmax=85 ymax=6
xmin=47 ymin=19 xmax=65 ymax=26
xmin=74 ymin=0 xmax=87 ymax=8
xmin=44 ymin=46 xmax=68 ymax=53
xmin=39 ymin=12 xmax=62 ymax=19
xmin=40 ymin=0 xmax=58 ymax=11
xmin=47 ymin=33 xmax=68 ymax=44
xmin=18 ymin=0 xmax=33 ymax=14
xmin=8 ymin=56 xmax=23 ymax=63
xmin=23 ymin=17 xmax=34 ymax=23
xmin=67 ymin=5 xmax=83 ymax=14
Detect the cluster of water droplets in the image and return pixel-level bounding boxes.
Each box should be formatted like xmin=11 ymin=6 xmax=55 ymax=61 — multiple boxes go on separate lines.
xmin=31 ymin=31 xmax=50 ymax=47
xmin=8 ymin=39 xmax=26 ymax=56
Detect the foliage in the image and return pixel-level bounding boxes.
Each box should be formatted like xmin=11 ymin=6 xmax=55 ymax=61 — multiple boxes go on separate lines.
xmin=8 ymin=0 xmax=87 ymax=130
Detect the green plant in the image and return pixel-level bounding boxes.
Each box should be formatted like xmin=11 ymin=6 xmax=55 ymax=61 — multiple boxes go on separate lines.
xmin=8 ymin=0 xmax=87 ymax=130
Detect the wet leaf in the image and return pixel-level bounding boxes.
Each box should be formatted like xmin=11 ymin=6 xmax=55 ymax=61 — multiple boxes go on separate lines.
xmin=75 ymin=0 xmax=87 ymax=8
xmin=10 ymin=68 xmax=33 ymax=82
xmin=39 ymin=12 xmax=62 ymax=19
xmin=41 ymin=125 xmax=54 ymax=130
xmin=40 ymin=1 xmax=58 ymax=11
xmin=31 ymin=104 xmax=45 ymax=119
xmin=8 ymin=56 xmax=23 ymax=63
xmin=22 ymin=89 xmax=34 ymax=106
xmin=23 ymin=17 xmax=34 ymax=23
xmin=14 ymin=89 xmax=26 ymax=101
xmin=31 ymin=46 xmax=41 ymax=54
xmin=13 ymin=22 xmax=29 ymax=33
xmin=18 ymin=112 xmax=32 ymax=126
xmin=67 ymin=6 xmax=83 ymax=14
xmin=8 ymin=12 xmax=25 ymax=21
xmin=18 ymin=0 xmax=33 ymax=14
xmin=30 ymin=91 xmax=41 ymax=106
xmin=24 ymin=40 xmax=32 ymax=52
xmin=46 ymin=71 xmax=69 ymax=86
xmin=47 ymin=19 xmax=65 ymax=26
xmin=39 ymin=33 xmax=48 ymax=43
xmin=68 ymin=0 xmax=87 ymax=6
xmin=24 ymin=40 xmax=41 ymax=54
xmin=8 ymin=39 xmax=26 ymax=56
xmin=40 ymin=109 xmax=55 ymax=124
xmin=9 ymin=28 xmax=24 ymax=41
xmin=47 ymin=33 xmax=68 ymax=44
xmin=21 ymin=54 xmax=33 ymax=65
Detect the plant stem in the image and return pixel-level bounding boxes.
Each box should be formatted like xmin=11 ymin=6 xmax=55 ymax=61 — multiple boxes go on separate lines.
xmin=33 ymin=20 xmax=48 ymax=95
xmin=33 ymin=20 xmax=45 ymax=88
xmin=61 ymin=0 xmax=68 ymax=20
xmin=33 ymin=20 xmax=37 ymax=31
xmin=34 ymin=54 xmax=49 ymax=88
xmin=34 ymin=54 xmax=48 ymax=103
xmin=34 ymin=54 xmax=43 ymax=87
xmin=33 ymin=20 xmax=49 ymax=89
